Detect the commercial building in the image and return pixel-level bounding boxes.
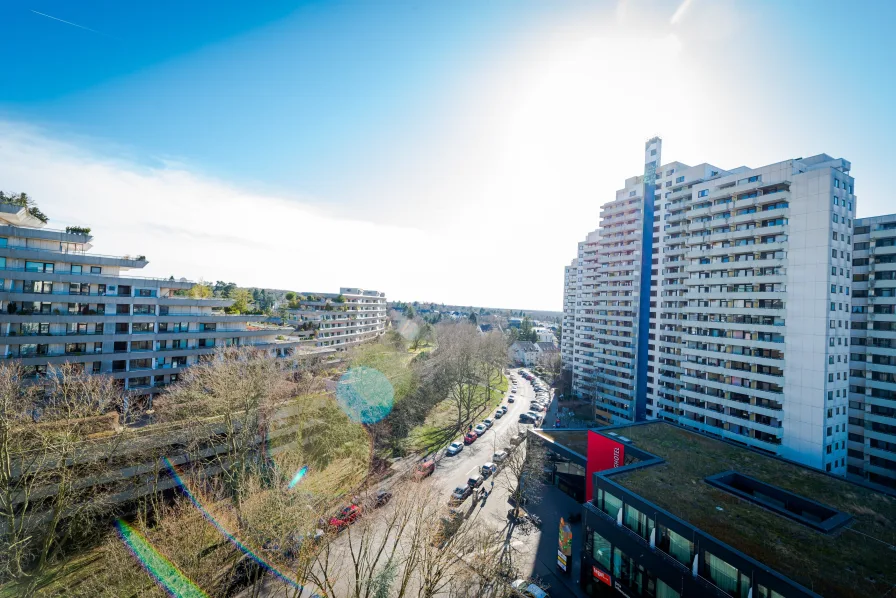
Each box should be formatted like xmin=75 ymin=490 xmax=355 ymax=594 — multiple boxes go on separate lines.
xmin=285 ymin=287 xmax=387 ymax=350
xmin=848 ymin=214 xmax=896 ymax=489
xmin=0 ymin=204 xmax=300 ymax=397
xmin=530 ymin=422 xmax=896 ymax=598
xmin=564 ymin=138 xmax=858 ymax=472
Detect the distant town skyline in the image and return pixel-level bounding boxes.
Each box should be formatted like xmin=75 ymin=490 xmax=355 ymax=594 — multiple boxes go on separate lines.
xmin=2 ymin=0 xmax=895 ymax=310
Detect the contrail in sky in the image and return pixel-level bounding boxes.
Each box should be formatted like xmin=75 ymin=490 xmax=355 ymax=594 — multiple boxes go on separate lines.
xmin=30 ymin=10 xmax=113 ymax=38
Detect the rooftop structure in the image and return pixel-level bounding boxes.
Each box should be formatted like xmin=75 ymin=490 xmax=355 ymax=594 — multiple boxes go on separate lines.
xmin=531 ymin=421 xmax=896 ymax=598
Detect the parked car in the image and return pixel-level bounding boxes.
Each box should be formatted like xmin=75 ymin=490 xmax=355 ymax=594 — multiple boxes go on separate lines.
xmin=500 ymin=405 xmax=508 ymax=413
xmin=464 ymin=432 xmax=478 ymax=444
xmin=467 ymin=473 xmax=485 ymax=488
xmin=414 ymin=458 xmax=436 ymax=480
xmin=511 ymin=580 xmax=549 ymax=598
xmin=329 ymin=504 xmax=362 ymax=530
xmin=519 ymin=414 xmax=536 ymax=424
xmin=494 ymin=410 xmax=504 ymax=419
xmin=483 ymin=418 xmax=494 ymax=428
xmin=446 ymin=442 xmax=464 ymax=456
xmin=474 ymin=423 xmax=488 ymax=435
xmin=450 ymin=485 xmax=472 ymax=504
xmin=373 ymin=489 xmax=392 ymax=507
xmin=481 ymin=462 xmax=497 ymax=477
xmin=493 ymin=450 xmax=508 ymax=462
xmin=508 ymin=396 xmax=515 ymax=403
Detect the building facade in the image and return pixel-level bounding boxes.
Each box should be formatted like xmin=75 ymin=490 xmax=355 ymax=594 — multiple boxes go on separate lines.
xmin=564 ymin=139 xmax=858 ymax=472
xmin=848 ymin=214 xmax=896 ymax=489
xmin=286 ymin=287 xmax=388 ymax=350
xmin=0 ymin=205 xmax=300 ymax=397
xmin=529 ymin=422 xmax=895 ymax=598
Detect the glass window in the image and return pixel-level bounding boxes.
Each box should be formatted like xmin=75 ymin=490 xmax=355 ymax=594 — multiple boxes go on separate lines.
xmin=25 ymin=261 xmax=42 ymax=272
xmin=71 ymin=265 xmax=82 ymax=274
xmin=597 ymin=488 xmax=622 ymax=518
xmin=657 ymin=580 xmax=681 ymax=598
xmin=704 ymin=551 xmax=740 ymax=596
xmin=0 ymin=257 xmax=5 ymax=269
xmin=0 ymin=237 xmax=7 ymax=247
xmin=658 ymin=524 xmax=693 ymax=566
xmin=90 ymin=266 xmax=101 ymax=274
xmin=592 ymin=531 xmax=611 ymax=570
xmin=624 ymin=504 xmax=653 ymax=539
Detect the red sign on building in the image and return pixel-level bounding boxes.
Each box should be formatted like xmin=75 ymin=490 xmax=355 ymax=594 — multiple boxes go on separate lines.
xmin=592 ymin=565 xmax=611 ymax=586
xmin=586 ymin=430 xmax=625 ymax=502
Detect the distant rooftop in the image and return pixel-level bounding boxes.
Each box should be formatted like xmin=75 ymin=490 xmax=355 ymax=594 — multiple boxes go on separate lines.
xmin=590 ymin=423 xmax=895 ymax=598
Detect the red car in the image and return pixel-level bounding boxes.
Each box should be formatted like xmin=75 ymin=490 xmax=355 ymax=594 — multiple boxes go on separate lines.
xmin=464 ymin=431 xmax=478 ymax=444
xmin=329 ymin=504 xmax=362 ymax=530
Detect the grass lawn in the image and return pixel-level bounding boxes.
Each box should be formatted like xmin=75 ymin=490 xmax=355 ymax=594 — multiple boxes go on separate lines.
xmin=407 ymin=373 xmax=508 ymax=455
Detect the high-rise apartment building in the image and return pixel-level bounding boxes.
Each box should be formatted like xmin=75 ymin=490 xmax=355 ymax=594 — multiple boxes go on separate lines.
xmin=564 ymin=138 xmax=858 ymax=471
xmin=286 ymin=287 xmax=388 ymax=350
xmin=0 ymin=204 xmax=301 ymax=398
xmin=849 ymin=214 xmax=896 ymax=489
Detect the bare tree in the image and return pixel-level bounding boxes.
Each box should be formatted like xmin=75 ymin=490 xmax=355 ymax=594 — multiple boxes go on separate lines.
xmin=0 ymin=362 xmax=132 ymax=596
xmin=154 ymin=348 xmax=292 ymax=509
xmin=494 ymin=428 xmax=547 ymax=519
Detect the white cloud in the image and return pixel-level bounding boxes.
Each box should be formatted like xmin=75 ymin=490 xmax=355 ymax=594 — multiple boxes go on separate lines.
xmin=670 ymin=0 xmax=695 ymax=25
xmin=0 ymin=122 xmax=517 ymax=308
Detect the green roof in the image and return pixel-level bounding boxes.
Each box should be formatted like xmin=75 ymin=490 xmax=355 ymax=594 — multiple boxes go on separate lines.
xmin=610 ymin=423 xmax=896 ymax=598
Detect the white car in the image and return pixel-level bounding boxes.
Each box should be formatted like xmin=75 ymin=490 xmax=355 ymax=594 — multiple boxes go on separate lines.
xmin=483 ymin=418 xmax=494 ymax=428
xmin=511 ymin=388 xmax=517 ymax=394
xmin=446 ymin=442 xmax=464 ymax=456
xmin=493 ymin=450 xmax=508 ymax=462
xmin=474 ymin=423 xmax=488 ymax=435
xmin=525 ymin=411 xmax=541 ymax=420
xmin=481 ymin=462 xmax=497 ymax=477
xmin=511 ymin=580 xmax=549 ymax=598
xmin=494 ymin=410 xmax=504 ymax=419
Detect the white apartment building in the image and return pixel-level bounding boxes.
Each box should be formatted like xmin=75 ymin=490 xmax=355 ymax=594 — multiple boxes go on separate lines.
xmin=287 ymin=287 xmax=387 ymax=350
xmin=0 ymin=204 xmax=301 ymax=399
xmin=564 ymin=138 xmax=857 ymax=472
xmin=561 ymin=259 xmax=578 ymax=369
xmin=849 ymin=214 xmax=896 ymax=489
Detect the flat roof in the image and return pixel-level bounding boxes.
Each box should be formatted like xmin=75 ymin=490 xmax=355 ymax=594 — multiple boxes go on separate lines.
xmin=602 ymin=422 xmax=896 ymax=598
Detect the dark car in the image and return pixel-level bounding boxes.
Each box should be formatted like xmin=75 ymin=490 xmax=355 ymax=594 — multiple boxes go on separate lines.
xmin=373 ymin=489 xmax=393 ymax=507
xmin=450 ymin=485 xmax=473 ymax=504
xmin=329 ymin=504 xmax=362 ymax=530
xmin=464 ymin=431 xmax=478 ymax=444
xmin=508 ymin=396 xmax=515 ymax=403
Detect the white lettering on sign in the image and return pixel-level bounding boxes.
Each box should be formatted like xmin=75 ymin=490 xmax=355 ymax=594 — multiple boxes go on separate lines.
xmin=613 ymin=447 xmax=621 ymax=468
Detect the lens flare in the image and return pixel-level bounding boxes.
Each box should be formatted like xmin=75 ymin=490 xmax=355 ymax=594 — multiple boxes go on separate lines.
xmin=335 ymin=366 xmax=394 ymax=424
xmin=115 ymin=519 xmax=209 ymax=598
xmin=162 ymin=458 xmax=304 ymax=591
xmin=287 ymin=465 xmax=308 ymax=489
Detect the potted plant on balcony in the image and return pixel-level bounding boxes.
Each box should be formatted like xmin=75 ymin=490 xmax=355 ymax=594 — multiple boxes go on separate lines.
xmin=65 ymin=226 xmax=92 ymax=235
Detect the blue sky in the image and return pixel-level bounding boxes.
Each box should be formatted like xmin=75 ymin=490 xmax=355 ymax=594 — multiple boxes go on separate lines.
xmin=1 ymin=0 xmax=894 ymax=310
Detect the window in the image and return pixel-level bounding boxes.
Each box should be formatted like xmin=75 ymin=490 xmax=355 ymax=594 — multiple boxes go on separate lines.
xmin=71 ymin=265 xmax=82 ymax=274
xmin=624 ymin=504 xmax=653 ymax=540
xmin=748 ymin=175 xmax=760 ymax=183
xmin=657 ymin=523 xmax=693 ymax=566
xmin=629 ymin=190 xmax=636 ymax=197
xmin=90 ymin=266 xmax=101 ymax=274
xmin=832 ymin=232 xmax=838 ymax=241
xmin=698 ymin=189 xmax=708 ymax=197
xmin=592 ymin=531 xmax=611 ymax=570
xmin=833 ymin=214 xmax=839 ymax=223
xmin=596 ymin=488 xmax=622 ymax=518
xmin=676 ymin=176 xmax=685 ymax=183
xmin=651 ymin=149 xmax=657 ymax=156
xmin=704 ymin=552 xmax=741 ymax=596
